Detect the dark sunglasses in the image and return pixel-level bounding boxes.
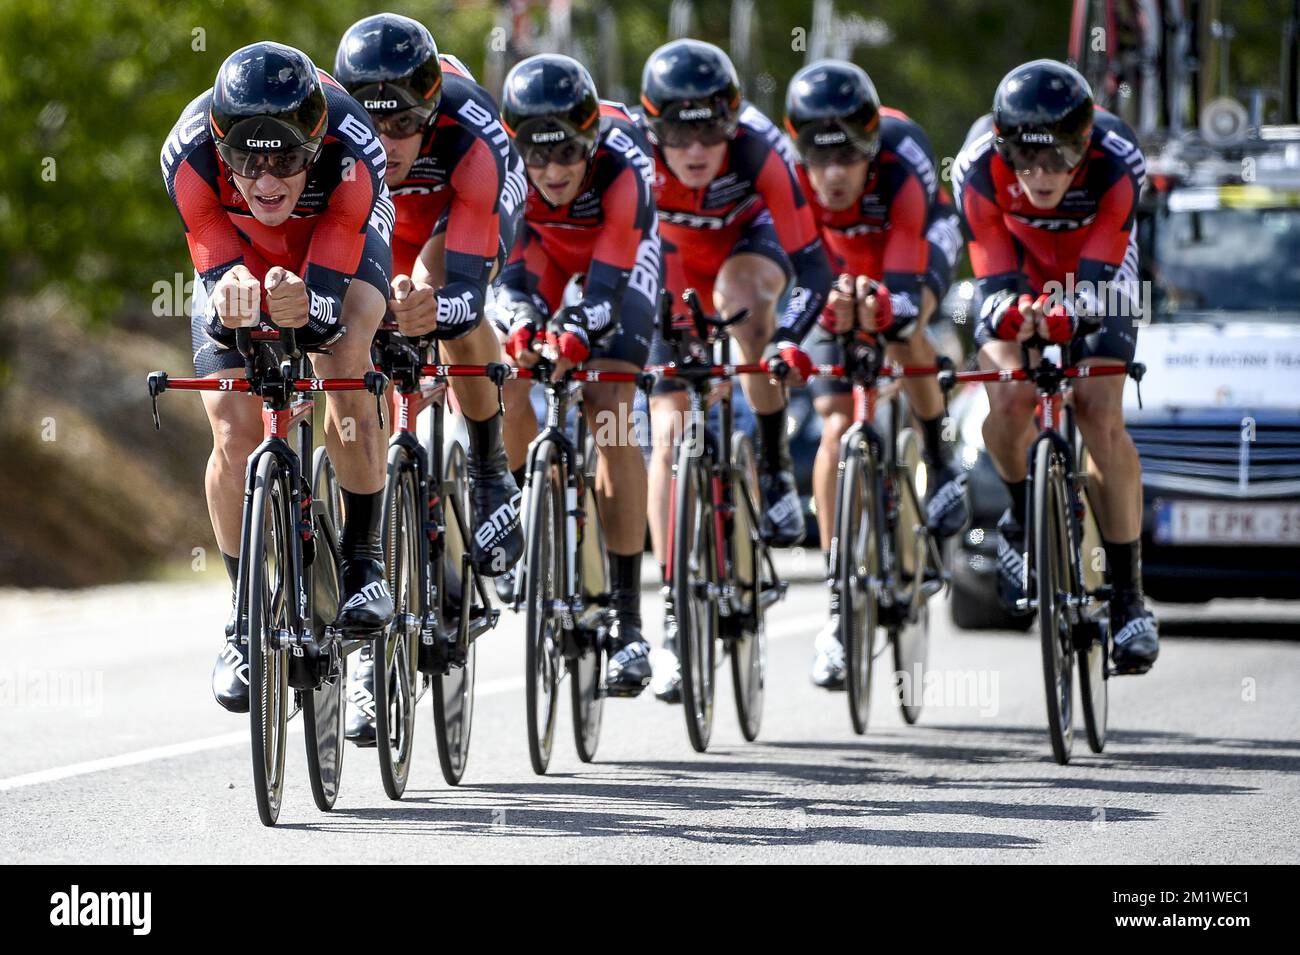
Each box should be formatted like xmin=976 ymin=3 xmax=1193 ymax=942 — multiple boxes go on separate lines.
xmin=520 ymin=137 xmax=589 ymax=168
xmin=369 ymin=107 xmax=433 ymax=139
xmin=655 ymin=120 xmax=732 ymax=149
xmin=996 ymin=139 xmax=1086 ymax=174
xmin=217 ymin=142 xmax=318 ymax=180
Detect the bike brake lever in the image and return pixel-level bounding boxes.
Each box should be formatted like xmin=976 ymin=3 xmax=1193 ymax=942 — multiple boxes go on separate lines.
xmin=147 ymin=371 xmax=169 ymax=430
xmin=1129 ymin=361 xmax=1146 ymax=410
xmin=364 ymin=370 xmax=389 ymax=427
xmin=485 ymin=361 xmax=510 ymax=416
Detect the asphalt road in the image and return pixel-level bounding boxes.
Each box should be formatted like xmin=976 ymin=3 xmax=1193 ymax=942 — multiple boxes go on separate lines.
xmin=2 ymin=557 xmax=1297 ymax=864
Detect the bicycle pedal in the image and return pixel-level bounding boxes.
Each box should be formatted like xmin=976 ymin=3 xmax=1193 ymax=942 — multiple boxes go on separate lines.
xmin=602 ymin=680 xmax=649 ymax=699
xmin=1108 ymin=663 xmax=1152 ymax=677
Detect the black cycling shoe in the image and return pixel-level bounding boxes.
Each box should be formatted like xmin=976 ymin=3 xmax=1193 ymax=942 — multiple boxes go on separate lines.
xmin=996 ymin=508 xmax=1030 ymax=615
xmin=467 ymin=417 xmax=524 ymax=577
xmin=759 ymin=469 xmax=806 ymax=546
xmin=925 ymin=461 xmax=969 ymax=540
xmin=605 ymin=616 xmax=652 ymax=698
xmin=345 ymin=642 xmax=377 ymax=746
xmin=212 ymin=601 xmax=250 ymax=714
xmin=1110 ymin=590 xmax=1159 ymax=674
xmin=493 ymin=565 xmax=518 ymax=605
xmin=334 ymin=558 xmax=394 ymax=634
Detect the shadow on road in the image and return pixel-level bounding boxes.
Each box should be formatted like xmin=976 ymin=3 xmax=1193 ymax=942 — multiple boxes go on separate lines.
xmin=272 ymin=722 xmax=1291 ymax=843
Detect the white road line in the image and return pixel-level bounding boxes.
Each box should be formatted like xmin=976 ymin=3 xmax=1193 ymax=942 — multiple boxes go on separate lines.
xmin=0 ymin=615 xmax=822 ymax=792
xmin=0 ymin=732 xmax=248 ymax=792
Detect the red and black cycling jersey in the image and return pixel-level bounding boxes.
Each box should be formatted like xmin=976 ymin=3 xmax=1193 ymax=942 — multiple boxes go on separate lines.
xmin=497 ymin=102 xmax=661 ymax=340
xmin=389 ymin=55 xmax=527 ymax=336
xmin=161 ymin=70 xmax=392 ymax=340
xmin=651 ymin=102 xmax=832 ymax=343
xmin=952 ymin=107 xmax=1145 ymax=323
xmin=797 ymin=106 xmax=943 ymax=325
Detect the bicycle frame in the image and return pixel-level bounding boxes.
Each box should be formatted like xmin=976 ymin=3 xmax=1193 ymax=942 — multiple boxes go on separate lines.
xmin=147 ymin=327 xmax=388 ymax=687
xmin=374 ymin=331 xmax=502 ymax=673
xmin=654 ymin=316 xmax=784 ymax=625
xmin=822 ymin=335 xmax=946 ymax=624
xmin=513 ymin=362 xmax=646 ymax=636
xmin=941 ymin=349 xmax=1146 ymax=627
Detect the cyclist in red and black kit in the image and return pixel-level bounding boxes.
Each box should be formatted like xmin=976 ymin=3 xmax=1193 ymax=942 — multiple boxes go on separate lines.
xmin=784 ymin=60 xmax=966 ymax=689
xmin=333 ymin=12 xmax=527 ymax=742
xmin=953 ymin=59 xmax=1158 ymax=673
xmin=495 ymin=54 xmax=661 ymax=696
xmin=161 ymin=42 xmax=395 ymax=713
xmin=638 ymin=40 xmax=833 ymax=701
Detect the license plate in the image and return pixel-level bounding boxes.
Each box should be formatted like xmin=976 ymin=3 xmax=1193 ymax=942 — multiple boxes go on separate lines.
xmin=1154 ymin=500 xmax=1300 ymax=546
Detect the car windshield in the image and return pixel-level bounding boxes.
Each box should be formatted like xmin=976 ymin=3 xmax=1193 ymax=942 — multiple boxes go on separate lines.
xmin=1149 ymin=205 xmax=1300 ymax=319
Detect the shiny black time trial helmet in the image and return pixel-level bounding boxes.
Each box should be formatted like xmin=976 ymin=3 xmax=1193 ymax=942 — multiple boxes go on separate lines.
xmin=640 ymin=39 xmax=742 ymax=148
xmin=210 ymin=42 xmax=327 ymax=179
xmin=993 ymin=59 xmax=1094 ymax=173
xmin=785 ymin=59 xmax=881 ymax=166
xmin=501 ymin=54 xmax=601 ymax=168
xmin=334 ymin=13 xmax=443 ymax=139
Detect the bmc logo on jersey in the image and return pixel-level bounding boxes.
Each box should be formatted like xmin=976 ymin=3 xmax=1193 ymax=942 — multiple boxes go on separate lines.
xmin=338 ymin=112 xmax=388 ymax=171
xmin=897 ymin=136 xmax=938 ymax=197
xmin=246 ymin=139 xmax=282 ymax=148
xmin=606 ymin=126 xmax=655 ymax=186
xmin=1100 ymin=129 xmax=1147 ymax=179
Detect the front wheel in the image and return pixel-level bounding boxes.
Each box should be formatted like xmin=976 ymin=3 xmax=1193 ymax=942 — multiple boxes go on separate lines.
xmin=303 ymin=448 xmax=345 ymax=812
xmin=673 ymin=432 xmax=718 ymax=753
xmin=524 ymin=438 xmax=566 ymax=774
xmin=1032 ymin=440 xmax=1075 ymax=765
xmin=375 ymin=448 xmax=423 ymax=800
xmin=728 ymin=432 xmax=764 ymax=742
xmin=837 ymin=438 xmax=879 ymax=736
xmin=893 ymin=427 xmax=931 ymax=725
xmin=433 ymin=441 xmax=476 ymax=784
xmin=571 ymin=434 xmax=606 ymax=763
xmin=245 ymin=452 xmax=293 ymax=827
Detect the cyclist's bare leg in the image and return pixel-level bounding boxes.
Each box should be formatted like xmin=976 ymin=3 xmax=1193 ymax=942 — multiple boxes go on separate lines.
xmin=1072 ymin=363 xmax=1141 ymax=542
xmin=648 ymin=389 xmax=688 ymax=567
xmin=977 ymin=340 xmax=1038 ymax=485
xmin=312 ymin=280 xmax=389 ymax=494
xmin=813 ymin=394 xmax=853 ymax=547
xmin=714 ymin=252 xmax=786 ymax=415
xmin=200 ymin=369 xmax=261 ymax=557
xmin=502 ymin=372 xmax=537 ymax=474
xmin=582 ymin=360 xmax=648 ymax=556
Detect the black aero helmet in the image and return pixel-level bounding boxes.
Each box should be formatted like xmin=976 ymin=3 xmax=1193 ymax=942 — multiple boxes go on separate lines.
xmin=501 ymin=54 xmax=600 ymax=166
xmin=640 ymin=39 xmax=742 ymax=141
xmin=210 ymin=42 xmax=328 ymax=177
xmin=785 ymin=59 xmax=881 ymax=163
xmin=993 ymin=59 xmax=1094 ymax=172
xmin=334 ymin=13 xmax=442 ymax=119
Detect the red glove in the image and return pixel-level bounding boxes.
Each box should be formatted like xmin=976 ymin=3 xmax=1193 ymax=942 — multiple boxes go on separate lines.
xmin=505 ymin=323 xmax=535 ymax=360
xmin=545 ymin=328 xmax=591 ymax=365
xmin=990 ymin=293 xmax=1034 ymax=341
xmin=868 ymin=282 xmax=894 ymax=332
xmin=764 ymin=341 xmax=814 ymax=381
xmin=1037 ymin=293 xmax=1079 ymax=343
xmin=818 ymin=304 xmax=844 ymax=334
